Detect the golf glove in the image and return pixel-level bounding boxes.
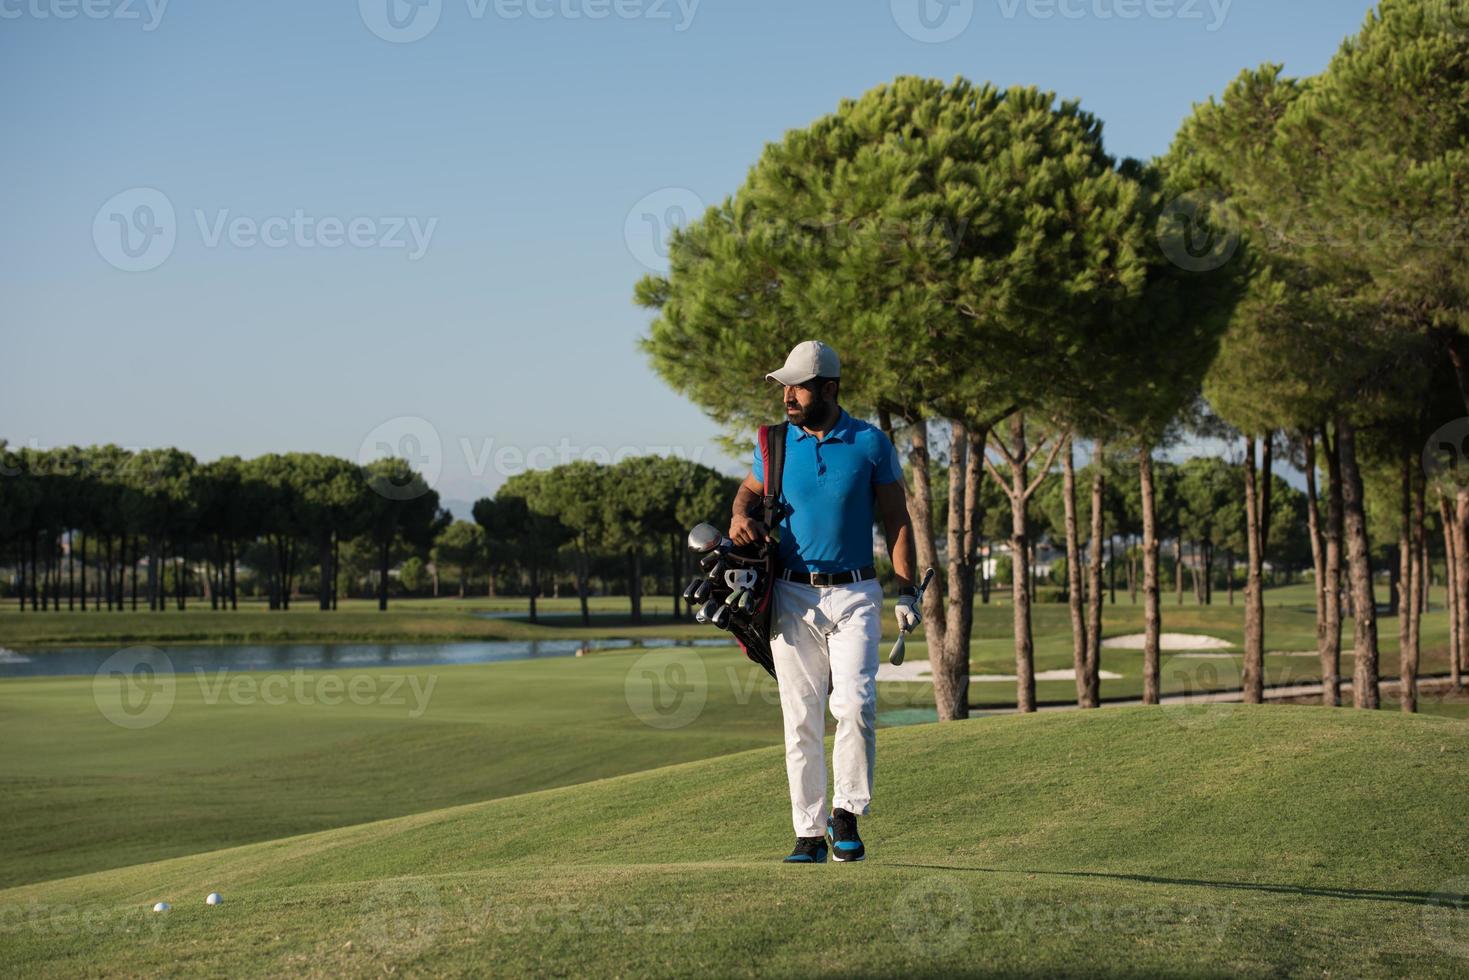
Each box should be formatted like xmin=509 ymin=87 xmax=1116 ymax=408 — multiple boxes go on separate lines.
xmin=895 ymin=592 xmax=921 ymax=631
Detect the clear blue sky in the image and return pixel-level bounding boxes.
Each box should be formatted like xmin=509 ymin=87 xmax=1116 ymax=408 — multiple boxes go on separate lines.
xmin=2 ymin=0 xmax=1373 ymax=510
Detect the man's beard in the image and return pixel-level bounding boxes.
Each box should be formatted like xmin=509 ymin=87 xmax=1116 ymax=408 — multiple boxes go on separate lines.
xmin=786 ymin=397 xmax=836 ymax=429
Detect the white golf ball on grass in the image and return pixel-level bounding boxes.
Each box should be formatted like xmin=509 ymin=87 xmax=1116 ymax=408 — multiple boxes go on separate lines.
xmin=152 ymin=902 xmax=170 ymax=913
xmin=206 ymin=892 xmax=223 ymax=906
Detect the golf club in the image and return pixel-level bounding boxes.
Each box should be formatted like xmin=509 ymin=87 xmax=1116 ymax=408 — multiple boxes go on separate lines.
xmin=711 ymin=604 xmax=733 ymax=629
xmin=888 ymin=566 xmax=935 ymax=667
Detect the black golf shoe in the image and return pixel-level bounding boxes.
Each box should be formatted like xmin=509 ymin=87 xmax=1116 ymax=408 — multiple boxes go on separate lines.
xmin=826 ymin=808 xmax=865 ymax=862
xmin=783 ymin=836 xmax=828 ymax=864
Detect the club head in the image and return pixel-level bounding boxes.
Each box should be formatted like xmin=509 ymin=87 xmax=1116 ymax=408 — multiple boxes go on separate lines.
xmin=724 ymin=587 xmax=745 ymax=607
xmin=706 ymin=559 xmax=728 ymax=582
xmin=699 ymin=552 xmax=721 ymax=572
xmin=687 ymin=523 xmax=726 ymax=554
xmin=711 ymin=604 xmax=733 ymax=629
xmin=696 ymin=599 xmax=720 ymax=623
xmin=682 ymin=580 xmax=702 ymax=604
xmin=888 ymin=633 xmax=907 ymax=666
xmin=692 ymin=580 xmax=712 ymax=602
xmin=739 ymin=590 xmax=758 ymax=612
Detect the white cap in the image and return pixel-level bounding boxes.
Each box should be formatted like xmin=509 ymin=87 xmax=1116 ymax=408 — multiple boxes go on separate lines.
xmin=765 ymin=340 xmax=840 ymax=386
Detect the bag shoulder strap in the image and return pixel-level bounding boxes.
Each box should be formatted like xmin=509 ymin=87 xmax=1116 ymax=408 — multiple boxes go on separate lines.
xmin=760 ymin=422 xmax=788 ymax=531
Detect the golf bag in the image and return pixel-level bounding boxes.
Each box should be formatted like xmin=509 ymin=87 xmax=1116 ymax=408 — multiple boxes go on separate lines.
xmin=681 ymin=422 xmax=787 ymax=679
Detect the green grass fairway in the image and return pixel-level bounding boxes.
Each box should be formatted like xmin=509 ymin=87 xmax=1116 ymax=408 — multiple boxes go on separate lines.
xmin=0 ymin=652 xmax=784 ymax=888
xmin=3 ymin=708 xmax=1466 ymax=977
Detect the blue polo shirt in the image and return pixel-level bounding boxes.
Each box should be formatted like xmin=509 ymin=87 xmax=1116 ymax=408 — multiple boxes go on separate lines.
xmin=751 ymin=409 xmax=903 ymax=574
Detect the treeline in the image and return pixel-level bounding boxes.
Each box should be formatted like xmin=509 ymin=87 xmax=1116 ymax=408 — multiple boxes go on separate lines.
xmin=0 ymin=446 xmax=444 ymax=613
xmin=0 ymin=442 xmax=736 ymax=624
xmin=636 ymin=1 xmax=1466 ymax=716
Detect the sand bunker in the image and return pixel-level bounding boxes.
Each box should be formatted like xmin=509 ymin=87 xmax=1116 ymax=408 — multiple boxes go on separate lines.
xmin=1101 ymin=632 xmax=1234 ymax=651
xmin=878 ymin=662 xmax=1121 ymax=683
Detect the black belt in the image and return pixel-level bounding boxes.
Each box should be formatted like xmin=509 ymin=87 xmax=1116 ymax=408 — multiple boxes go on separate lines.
xmin=780 ymin=566 xmax=877 ymax=587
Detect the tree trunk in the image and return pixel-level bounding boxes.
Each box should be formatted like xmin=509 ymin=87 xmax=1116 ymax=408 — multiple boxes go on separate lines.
xmin=1456 ymin=488 xmax=1469 ymax=686
xmin=1084 ymin=440 xmax=1105 ymax=707
xmin=130 ymin=535 xmax=139 ymax=610
xmin=1139 ymin=447 xmax=1162 ymax=705
xmin=576 ymin=539 xmax=591 ymax=626
xmin=319 ymin=533 xmax=332 ymax=610
xmin=907 ymin=419 xmax=947 ymax=653
xmin=377 ymin=539 xmax=390 ymax=611
xmin=1321 ymin=425 xmax=1344 ymax=706
xmin=1062 ymin=438 xmax=1089 ymax=707
xmin=629 ymin=548 xmax=643 ymax=623
xmin=1175 ymin=538 xmax=1184 ymax=606
xmin=230 ymin=543 xmax=239 ymax=611
xmin=1444 ymin=494 xmax=1462 ymax=690
xmin=1007 ymin=415 xmax=1036 ymax=713
xmin=79 ymin=532 xmax=87 ymax=611
xmin=331 ymin=536 xmax=339 ymax=610
xmin=528 ymin=559 xmax=539 ymax=624
xmin=934 ymin=420 xmax=974 ymax=721
xmin=1337 ymin=420 xmax=1379 ymax=709
xmin=1397 ymin=455 xmax=1417 ymax=713
xmin=1242 ymin=435 xmax=1264 ymax=704
xmin=1304 ymin=432 xmax=1331 ymax=700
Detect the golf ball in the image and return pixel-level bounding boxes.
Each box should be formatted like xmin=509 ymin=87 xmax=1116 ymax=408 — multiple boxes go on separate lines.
xmin=206 ymin=892 xmax=223 ymax=906
xmin=152 ymin=902 xmax=170 ymax=913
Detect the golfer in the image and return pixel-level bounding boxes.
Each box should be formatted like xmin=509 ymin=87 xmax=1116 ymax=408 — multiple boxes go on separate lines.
xmin=729 ymin=340 xmax=918 ymax=864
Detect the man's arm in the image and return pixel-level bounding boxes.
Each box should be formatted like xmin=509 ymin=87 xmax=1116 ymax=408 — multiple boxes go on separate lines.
xmin=730 ymin=472 xmax=767 ymax=546
xmin=875 ymin=480 xmax=915 ymax=590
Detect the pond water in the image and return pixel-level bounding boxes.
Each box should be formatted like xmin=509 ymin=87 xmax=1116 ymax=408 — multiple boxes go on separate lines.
xmin=0 ymin=638 xmax=737 ymax=679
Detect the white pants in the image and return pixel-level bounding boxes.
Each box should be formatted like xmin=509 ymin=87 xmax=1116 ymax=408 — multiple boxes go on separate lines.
xmin=770 ymin=577 xmax=883 ymax=838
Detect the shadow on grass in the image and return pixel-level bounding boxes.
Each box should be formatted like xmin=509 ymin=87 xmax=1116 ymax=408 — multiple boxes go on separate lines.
xmin=887 ymin=864 xmax=1438 ymax=907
